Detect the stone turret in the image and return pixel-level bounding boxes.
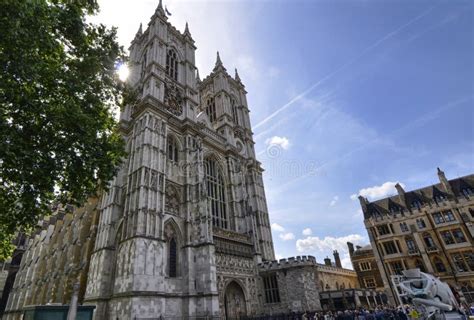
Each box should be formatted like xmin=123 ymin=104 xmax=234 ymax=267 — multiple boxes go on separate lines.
xmin=324 ymin=257 xmax=332 ymax=266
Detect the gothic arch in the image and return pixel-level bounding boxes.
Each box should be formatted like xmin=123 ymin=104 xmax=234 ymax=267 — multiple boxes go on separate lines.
xmin=202 ymin=152 xmax=228 ymax=182
xmin=223 ymin=279 xmax=248 ymax=319
xmin=432 ymin=256 xmax=447 ymax=273
xmin=167 ymin=134 xmax=181 ymax=163
xmin=166 ymin=47 xmax=180 ymax=81
xmin=166 ymin=44 xmax=184 ymax=62
xmin=163 ymin=218 xmax=182 ymax=277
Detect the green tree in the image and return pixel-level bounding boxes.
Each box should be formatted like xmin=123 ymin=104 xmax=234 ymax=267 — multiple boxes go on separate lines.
xmin=0 ymin=0 xmax=127 ymax=259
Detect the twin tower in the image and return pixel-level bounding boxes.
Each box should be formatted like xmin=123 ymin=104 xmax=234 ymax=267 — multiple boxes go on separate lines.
xmin=84 ymin=2 xmax=274 ymax=318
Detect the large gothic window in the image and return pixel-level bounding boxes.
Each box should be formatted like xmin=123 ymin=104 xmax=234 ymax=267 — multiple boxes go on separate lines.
xmin=205 ymin=158 xmax=227 ymax=229
xmin=164 ymin=222 xmax=180 ymax=278
xmin=206 ymin=97 xmax=217 ymax=123
xmin=166 ymin=49 xmax=178 ymax=81
xmin=169 ymin=237 xmax=177 ymax=277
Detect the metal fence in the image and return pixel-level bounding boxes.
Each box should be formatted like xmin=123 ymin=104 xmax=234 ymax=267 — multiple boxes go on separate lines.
xmin=133 ymin=316 xmax=306 ymax=320
xmin=133 ymin=317 xmax=220 ymax=320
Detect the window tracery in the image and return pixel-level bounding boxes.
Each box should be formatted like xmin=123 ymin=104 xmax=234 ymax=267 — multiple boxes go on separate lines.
xmin=204 ymin=158 xmax=227 ymax=229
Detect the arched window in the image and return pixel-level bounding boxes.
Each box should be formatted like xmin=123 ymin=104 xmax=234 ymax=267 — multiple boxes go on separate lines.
xmin=231 ymin=98 xmax=238 ymax=124
xmin=204 ymin=158 xmax=227 ymax=229
xmin=206 ymin=97 xmax=217 ymax=123
xmin=169 ymin=237 xmax=177 ymax=277
xmin=167 ymin=136 xmax=178 ymax=162
xmin=433 ymin=257 xmax=447 ymax=273
xmin=415 ymin=259 xmax=426 ymax=273
xmin=423 ymin=233 xmax=436 ymax=249
xmin=166 ymin=49 xmax=178 ymax=80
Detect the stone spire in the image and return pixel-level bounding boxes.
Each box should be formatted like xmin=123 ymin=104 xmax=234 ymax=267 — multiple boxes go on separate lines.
xmin=184 ymin=22 xmax=192 ymax=38
xmin=196 ymin=69 xmax=201 ymax=83
xmin=213 ymin=51 xmax=226 ymax=72
xmin=234 ymin=68 xmax=241 ymax=82
xmin=215 ymin=51 xmax=222 ymax=66
xmin=132 ymin=23 xmax=143 ymax=43
xmin=137 ymin=23 xmax=143 ymax=36
xmin=154 ymin=0 xmax=167 ymax=19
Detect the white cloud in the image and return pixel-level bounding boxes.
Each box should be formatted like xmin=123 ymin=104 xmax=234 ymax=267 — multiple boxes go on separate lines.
xmin=302 ymin=228 xmax=312 ymax=236
xmin=275 ymin=253 xmax=284 ymax=260
xmin=329 ymin=195 xmax=339 ymax=206
xmin=271 ymin=223 xmax=285 ymax=232
xmin=341 ymin=252 xmax=353 ymax=269
xmin=351 ymin=181 xmax=405 ymax=201
xmin=296 ymin=234 xmax=364 ymax=253
xmin=265 ymin=136 xmax=290 ymax=150
xmin=279 ymin=232 xmax=295 ymax=241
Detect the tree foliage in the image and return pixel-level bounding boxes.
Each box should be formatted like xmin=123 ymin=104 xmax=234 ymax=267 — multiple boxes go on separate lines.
xmin=0 ymin=0 xmax=127 ymax=259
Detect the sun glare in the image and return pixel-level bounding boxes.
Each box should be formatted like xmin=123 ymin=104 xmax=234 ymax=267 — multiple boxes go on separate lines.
xmin=117 ymin=63 xmax=129 ymax=81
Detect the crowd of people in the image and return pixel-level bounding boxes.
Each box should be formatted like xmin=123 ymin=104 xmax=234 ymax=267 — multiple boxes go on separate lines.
xmin=242 ymin=303 xmax=474 ymax=320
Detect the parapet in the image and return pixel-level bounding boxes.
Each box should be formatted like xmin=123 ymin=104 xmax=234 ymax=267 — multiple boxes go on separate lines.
xmin=258 ymin=255 xmax=317 ymax=271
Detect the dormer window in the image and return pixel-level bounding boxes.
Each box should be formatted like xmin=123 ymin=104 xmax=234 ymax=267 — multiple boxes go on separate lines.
xmin=411 ymin=200 xmax=422 ymax=210
xmin=166 ymin=49 xmax=178 ymax=81
xmin=462 ymin=187 xmax=473 ymax=197
xmin=435 ymin=194 xmax=446 ymax=203
xmin=206 ymin=97 xmax=217 ymax=123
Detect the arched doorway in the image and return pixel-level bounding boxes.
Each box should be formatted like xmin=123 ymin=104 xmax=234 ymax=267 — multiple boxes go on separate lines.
xmin=224 ymin=281 xmax=247 ymax=319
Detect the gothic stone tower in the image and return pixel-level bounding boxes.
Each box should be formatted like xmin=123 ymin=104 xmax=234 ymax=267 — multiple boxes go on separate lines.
xmin=83 ymin=2 xmax=274 ymax=319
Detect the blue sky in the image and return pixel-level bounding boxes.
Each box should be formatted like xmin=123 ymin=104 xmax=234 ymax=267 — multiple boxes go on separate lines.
xmin=94 ymin=0 xmax=474 ymax=268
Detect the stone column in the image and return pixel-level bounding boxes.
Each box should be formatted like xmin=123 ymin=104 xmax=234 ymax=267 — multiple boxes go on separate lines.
xmin=66 ymin=282 xmax=80 ymax=320
xmin=365 ymin=291 xmax=371 ymax=309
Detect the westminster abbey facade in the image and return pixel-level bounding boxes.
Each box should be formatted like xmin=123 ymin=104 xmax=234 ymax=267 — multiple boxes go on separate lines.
xmin=2 ymin=2 xmax=366 ymax=319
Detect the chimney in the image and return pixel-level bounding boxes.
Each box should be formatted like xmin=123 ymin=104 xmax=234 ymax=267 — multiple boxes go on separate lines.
xmin=358 ymin=196 xmax=370 ymax=218
xmin=333 ymin=250 xmax=342 ymax=268
xmin=395 ymin=183 xmax=407 ymax=208
xmin=324 ymin=257 xmax=332 ymax=266
xmin=347 ymin=242 xmax=355 ymax=256
xmin=437 ymin=167 xmax=454 ymax=195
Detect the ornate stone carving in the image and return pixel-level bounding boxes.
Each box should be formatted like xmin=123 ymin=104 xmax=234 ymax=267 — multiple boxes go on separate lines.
xmin=164 ymin=81 xmax=184 ymax=116
xmin=165 ymin=185 xmax=180 ymax=216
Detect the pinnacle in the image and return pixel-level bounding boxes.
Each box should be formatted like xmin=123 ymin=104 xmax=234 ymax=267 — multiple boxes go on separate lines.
xmin=215 ymin=51 xmax=222 ymax=67
xmin=184 ymin=22 xmax=192 ymax=38
xmin=154 ymin=0 xmax=166 ymax=18
xmin=235 ymin=68 xmax=241 ymax=82
xmin=196 ymin=69 xmax=201 ymax=82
